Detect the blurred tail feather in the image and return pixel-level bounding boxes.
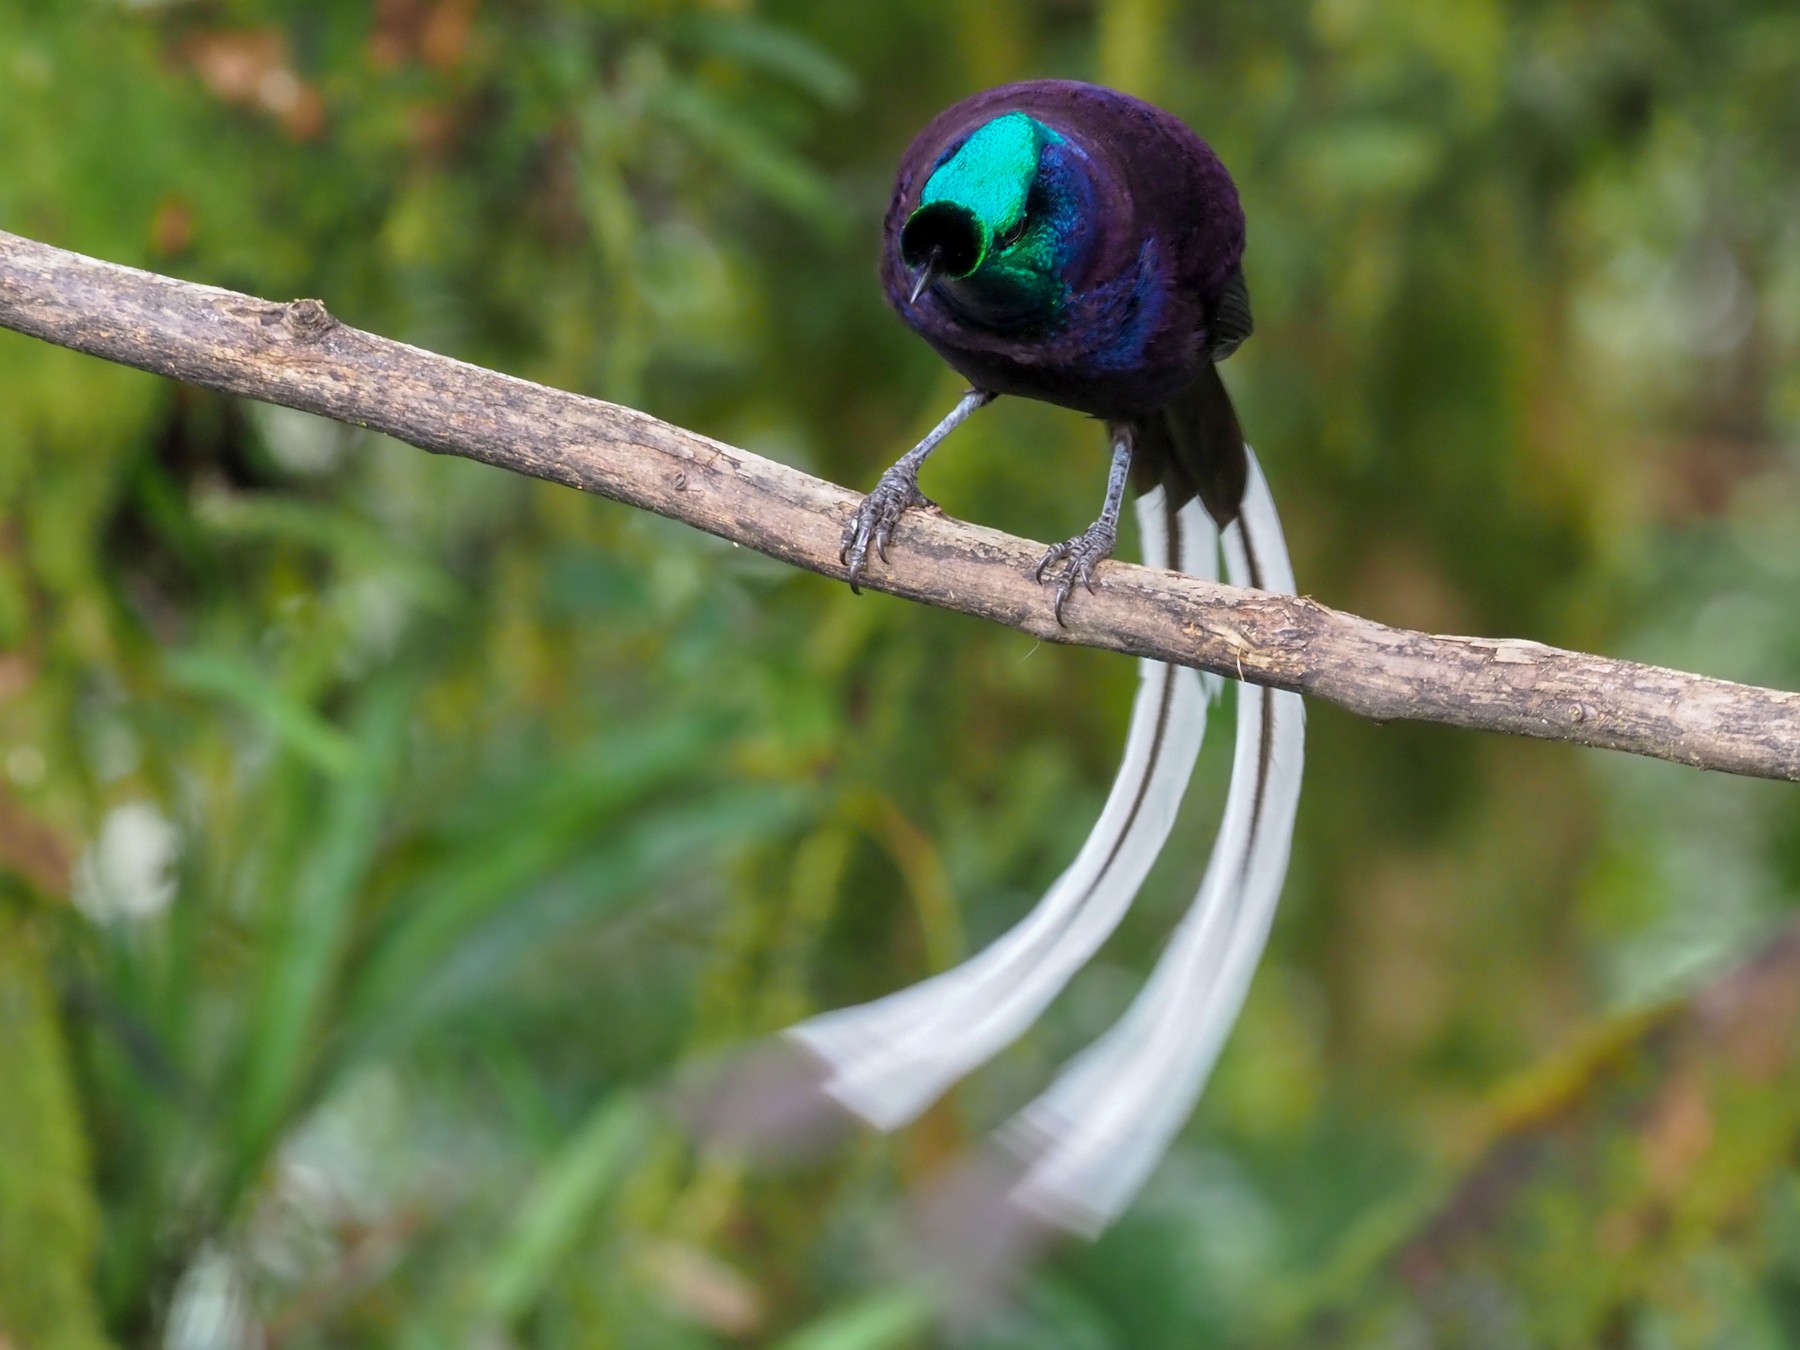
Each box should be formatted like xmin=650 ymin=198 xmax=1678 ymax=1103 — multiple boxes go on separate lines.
xmin=786 ymin=486 xmax=1219 ymax=1129
xmin=1003 ymin=448 xmax=1304 ymax=1233
xmin=703 ymin=445 xmax=1303 ymax=1248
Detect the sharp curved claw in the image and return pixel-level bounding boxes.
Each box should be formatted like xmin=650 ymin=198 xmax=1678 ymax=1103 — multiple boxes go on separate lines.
xmin=1032 ymin=524 xmax=1117 ymax=627
xmin=841 ymin=469 xmax=929 ymax=594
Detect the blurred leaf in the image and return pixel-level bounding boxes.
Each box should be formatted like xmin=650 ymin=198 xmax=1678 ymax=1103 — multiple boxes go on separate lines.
xmin=341 ymin=783 xmax=810 ymax=1067
xmin=478 ymin=1092 xmax=652 ymax=1323
xmin=651 ymin=82 xmax=847 ymax=229
xmin=193 ymin=490 xmax=457 ymax=611
xmin=163 ymin=650 xmax=360 ymax=779
xmin=773 ymin=1290 xmax=934 ymax=1350
xmin=334 ymin=714 xmax=744 ymax=1057
xmin=228 ymin=678 xmax=412 ymax=1198
xmin=675 ymin=15 xmax=860 ymax=108
xmin=0 ymin=908 xmax=113 ymax=1350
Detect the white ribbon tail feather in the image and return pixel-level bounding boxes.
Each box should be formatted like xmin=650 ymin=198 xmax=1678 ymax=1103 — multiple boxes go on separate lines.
xmin=785 ymin=486 xmax=1220 ymax=1130
xmin=1003 ymin=447 xmax=1306 ymax=1235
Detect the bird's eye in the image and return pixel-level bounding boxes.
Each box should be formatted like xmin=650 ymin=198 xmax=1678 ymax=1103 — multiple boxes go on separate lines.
xmin=997 ymin=182 xmax=1049 ymax=252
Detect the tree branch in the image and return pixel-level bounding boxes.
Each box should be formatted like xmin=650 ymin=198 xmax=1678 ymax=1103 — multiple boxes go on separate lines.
xmin=3 ymin=228 xmax=1797 ymax=781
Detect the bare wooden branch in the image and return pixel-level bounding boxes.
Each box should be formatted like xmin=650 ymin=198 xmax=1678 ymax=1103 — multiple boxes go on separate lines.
xmin=3 ymin=228 xmax=1798 ymax=781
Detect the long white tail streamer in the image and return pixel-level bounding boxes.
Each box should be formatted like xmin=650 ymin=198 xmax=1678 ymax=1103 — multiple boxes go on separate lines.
xmin=787 ymin=486 xmax=1220 ymax=1131
xmin=1005 ymin=448 xmax=1305 ymax=1235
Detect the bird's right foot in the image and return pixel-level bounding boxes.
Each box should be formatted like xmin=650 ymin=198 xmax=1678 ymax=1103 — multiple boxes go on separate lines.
xmin=842 ymin=466 xmax=935 ymax=592
xmin=1033 ymin=517 xmax=1119 ymax=626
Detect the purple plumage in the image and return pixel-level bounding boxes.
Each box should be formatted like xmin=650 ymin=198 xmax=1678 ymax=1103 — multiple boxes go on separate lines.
xmin=877 ymin=79 xmax=1254 ymax=529
xmin=756 ymin=81 xmax=1307 ymax=1249
xmin=883 ymin=83 xmax=1244 ymax=410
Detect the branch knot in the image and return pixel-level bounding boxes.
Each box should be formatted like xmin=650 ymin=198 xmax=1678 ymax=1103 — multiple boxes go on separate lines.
xmin=282 ymin=298 xmax=335 ymax=341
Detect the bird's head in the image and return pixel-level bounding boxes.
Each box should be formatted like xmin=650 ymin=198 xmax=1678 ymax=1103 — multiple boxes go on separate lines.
xmin=899 ymin=111 xmax=1090 ymax=327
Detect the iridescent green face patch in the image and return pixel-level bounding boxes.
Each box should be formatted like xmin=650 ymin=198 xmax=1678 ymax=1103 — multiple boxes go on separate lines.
xmin=920 ymin=114 xmax=1048 ymax=259
xmin=898 ymin=110 xmax=1087 ymax=328
xmin=902 ymin=112 xmax=1058 ymax=279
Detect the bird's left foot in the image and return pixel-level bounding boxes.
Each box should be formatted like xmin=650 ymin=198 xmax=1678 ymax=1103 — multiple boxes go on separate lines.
xmin=1033 ymin=520 xmax=1118 ymax=625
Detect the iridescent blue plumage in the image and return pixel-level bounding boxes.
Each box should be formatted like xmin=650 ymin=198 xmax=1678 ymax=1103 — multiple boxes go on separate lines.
xmin=787 ymin=80 xmax=1305 ymax=1244
xmin=882 ymin=80 xmax=1249 ymax=428
xmin=843 ymin=80 xmax=1257 ymax=606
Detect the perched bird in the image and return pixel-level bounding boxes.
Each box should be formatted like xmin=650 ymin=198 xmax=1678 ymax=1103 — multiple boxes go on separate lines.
xmin=788 ymin=80 xmax=1306 ymax=1238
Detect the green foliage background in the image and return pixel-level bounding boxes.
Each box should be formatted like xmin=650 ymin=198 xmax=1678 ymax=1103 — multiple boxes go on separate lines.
xmin=3 ymin=1 xmax=1800 ymax=1346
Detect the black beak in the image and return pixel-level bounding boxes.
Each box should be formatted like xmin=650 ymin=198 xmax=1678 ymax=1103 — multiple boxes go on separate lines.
xmin=909 ymin=248 xmax=944 ymax=304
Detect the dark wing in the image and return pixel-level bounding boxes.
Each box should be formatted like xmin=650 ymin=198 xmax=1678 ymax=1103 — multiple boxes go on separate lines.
xmin=1128 ymin=265 xmax=1253 ymax=527
xmin=1127 ymin=361 xmax=1248 ymax=530
xmin=1206 ymin=265 xmax=1254 ymax=362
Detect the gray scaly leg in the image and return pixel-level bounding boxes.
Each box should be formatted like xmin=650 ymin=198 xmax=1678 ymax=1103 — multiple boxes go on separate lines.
xmin=1034 ymin=429 xmax=1132 ymax=624
xmin=842 ymin=389 xmax=995 ymax=591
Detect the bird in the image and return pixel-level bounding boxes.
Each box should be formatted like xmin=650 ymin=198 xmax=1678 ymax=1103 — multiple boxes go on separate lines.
xmin=782 ymin=79 xmax=1306 ymax=1240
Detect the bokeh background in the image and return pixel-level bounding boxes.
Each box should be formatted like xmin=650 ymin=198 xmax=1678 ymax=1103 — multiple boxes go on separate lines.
xmin=4 ymin=1 xmax=1800 ymax=1346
